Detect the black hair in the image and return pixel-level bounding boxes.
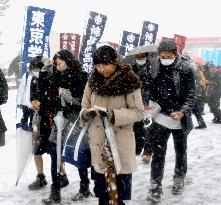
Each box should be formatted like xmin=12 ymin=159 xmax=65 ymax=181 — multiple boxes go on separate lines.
xmin=29 ymin=56 xmax=44 ymax=69
xmin=93 ymin=45 xmax=118 ymax=65
xmin=53 ymin=49 xmax=81 ymax=72
xmin=158 ymin=40 xmax=177 ymax=54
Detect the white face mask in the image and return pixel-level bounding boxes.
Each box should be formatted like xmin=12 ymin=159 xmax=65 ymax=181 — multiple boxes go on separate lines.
xmin=32 ymin=71 xmax=39 ymax=78
xmin=136 ymin=58 xmax=147 ymax=65
xmin=160 ymin=58 xmax=175 ymax=66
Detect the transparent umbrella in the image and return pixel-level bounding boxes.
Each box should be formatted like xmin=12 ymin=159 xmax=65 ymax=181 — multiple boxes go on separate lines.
xmin=122 ymin=44 xmax=158 ymax=65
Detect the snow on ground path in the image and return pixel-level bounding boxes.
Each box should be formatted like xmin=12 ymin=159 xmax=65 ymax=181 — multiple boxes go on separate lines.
xmin=0 ymin=90 xmax=221 ymax=205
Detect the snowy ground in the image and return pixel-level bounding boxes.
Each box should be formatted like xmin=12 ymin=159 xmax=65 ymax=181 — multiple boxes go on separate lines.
xmin=0 ymin=89 xmax=221 ymax=205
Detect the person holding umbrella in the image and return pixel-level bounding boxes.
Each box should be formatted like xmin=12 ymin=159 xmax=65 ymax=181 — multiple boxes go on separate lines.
xmin=80 ymin=45 xmax=144 ymax=205
xmin=132 ymin=51 xmax=153 ymax=163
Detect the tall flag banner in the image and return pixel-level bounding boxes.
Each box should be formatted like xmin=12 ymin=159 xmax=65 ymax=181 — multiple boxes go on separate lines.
xmin=60 ymin=33 xmax=81 ymax=59
xmin=174 ymin=34 xmax=187 ymax=54
xmin=120 ymin=31 xmax=140 ymax=56
xmin=79 ymin=11 xmax=107 ymax=73
xmin=21 ymin=6 xmax=55 ymax=77
xmin=139 ymin=21 xmax=159 ymax=46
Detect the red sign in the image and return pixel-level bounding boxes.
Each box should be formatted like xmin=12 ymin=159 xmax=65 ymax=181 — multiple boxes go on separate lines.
xmin=174 ymin=34 xmax=187 ymax=54
xmin=60 ymin=33 xmax=81 ymax=59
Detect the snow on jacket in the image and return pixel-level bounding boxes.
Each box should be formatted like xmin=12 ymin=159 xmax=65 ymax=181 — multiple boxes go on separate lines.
xmin=148 ymin=56 xmax=197 ymax=135
xmin=80 ymin=65 xmax=144 ymax=174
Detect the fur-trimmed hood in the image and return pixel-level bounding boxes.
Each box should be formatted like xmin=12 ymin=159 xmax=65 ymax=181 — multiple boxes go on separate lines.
xmin=88 ymin=64 xmax=141 ymax=96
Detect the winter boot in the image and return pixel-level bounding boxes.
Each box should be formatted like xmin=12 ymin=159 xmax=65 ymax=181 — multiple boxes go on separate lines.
xmin=171 ymin=176 xmax=184 ymax=195
xmin=71 ymin=180 xmax=92 ymax=201
xmin=42 ymin=184 xmax=61 ymax=204
xmin=58 ymin=172 xmax=69 ymax=188
xmin=146 ymin=183 xmax=162 ymax=203
xmin=195 ymin=122 xmax=207 ymax=129
xmin=28 ymin=174 xmax=47 ymax=190
xmin=212 ymin=118 xmax=221 ymax=124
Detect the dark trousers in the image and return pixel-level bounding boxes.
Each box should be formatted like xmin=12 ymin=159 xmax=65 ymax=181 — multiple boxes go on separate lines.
xmin=93 ymin=171 xmax=132 ymax=201
xmin=192 ymin=97 xmax=205 ymax=124
xmin=150 ymin=122 xmax=187 ymax=185
xmin=208 ymin=95 xmax=221 ymax=120
xmin=47 ymin=142 xmax=59 ymax=186
xmin=78 ymin=167 xmax=90 ymax=184
xmin=133 ymin=120 xmax=152 ymax=155
xmin=0 ymin=132 xmax=5 ymax=146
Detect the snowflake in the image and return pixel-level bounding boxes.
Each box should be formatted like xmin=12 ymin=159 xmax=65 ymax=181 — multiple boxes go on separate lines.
xmin=145 ymin=32 xmax=154 ymax=42
xmin=62 ymin=33 xmax=69 ymax=40
xmin=147 ymin=23 xmax=155 ymax=32
xmin=29 ymin=28 xmax=44 ymax=44
xmin=62 ymin=41 xmax=68 ymax=49
xmin=31 ymin=11 xmax=45 ymax=28
xmin=28 ymin=45 xmax=43 ymax=57
xmin=127 ymin=34 xmax=135 ymax=43
xmin=90 ymin=25 xmax=101 ymax=37
xmin=94 ymin=14 xmax=102 ymax=25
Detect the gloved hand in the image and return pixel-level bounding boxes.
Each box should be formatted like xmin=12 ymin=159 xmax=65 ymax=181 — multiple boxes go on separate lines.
xmin=83 ymin=108 xmax=97 ymax=120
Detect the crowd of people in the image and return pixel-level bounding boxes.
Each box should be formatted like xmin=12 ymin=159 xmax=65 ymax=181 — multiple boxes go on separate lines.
xmin=0 ymin=39 xmax=221 ymax=204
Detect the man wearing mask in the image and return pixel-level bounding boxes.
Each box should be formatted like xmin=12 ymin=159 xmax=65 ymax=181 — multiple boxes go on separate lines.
xmin=146 ymin=40 xmax=197 ymax=202
xmin=132 ymin=52 xmax=152 ymax=163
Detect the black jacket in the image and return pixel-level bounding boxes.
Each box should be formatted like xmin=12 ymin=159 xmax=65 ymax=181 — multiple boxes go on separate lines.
xmin=52 ymin=68 xmax=88 ymax=120
xmin=0 ymin=69 xmax=8 ymax=133
xmin=132 ymin=63 xmax=150 ymax=107
xmin=148 ymin=56 xmax=197 ymax=135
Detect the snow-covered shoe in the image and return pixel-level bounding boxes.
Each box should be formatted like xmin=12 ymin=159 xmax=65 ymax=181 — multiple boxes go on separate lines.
xmin=172 ymin=177 xmax=184 ymax=195
xmin=58 ymin=172 xmax=69 ymax=188
xmin=28 ymin=174 xmax=47 ymax=190
xmin=71 ymin=181 xmax=92 ymax=201
xmin=142 ymin=154 xmax=152 ymax=163
xmin=146 ymin=185 xmax=162 ymax=203
xmin=42 ymin=184 xmax=61 ymax=204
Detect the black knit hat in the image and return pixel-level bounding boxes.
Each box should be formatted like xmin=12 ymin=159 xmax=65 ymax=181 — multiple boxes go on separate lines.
xmin=157 ymin=40 xmax=177 ymax=53
xmin=29 ymin=56 xmax=44 ymax=69
xmin=93 ymin=45 xmax=118 ymax=65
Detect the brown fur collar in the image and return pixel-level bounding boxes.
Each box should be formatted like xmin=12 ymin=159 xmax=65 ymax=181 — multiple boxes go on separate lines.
xmin=88 ymin=64 xmax=141 ymax=96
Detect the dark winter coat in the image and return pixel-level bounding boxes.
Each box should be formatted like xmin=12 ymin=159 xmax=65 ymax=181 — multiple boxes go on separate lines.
xmin=52 ymin=68 xmax=88 ymax=121
xmin=81 ymin=65 xmax=144 ymax=174
xmin=132 ymin=63 xmax=150 ymax=107
xmin=0 ymin=69 xmax=8 ymax=134
xmin=206 ymin=72 xmax=221 ymax=98
xmin=148 ymin=56 xmax=197 ymax=135
xmin=30 ymin=71 xmax=53 ymax=116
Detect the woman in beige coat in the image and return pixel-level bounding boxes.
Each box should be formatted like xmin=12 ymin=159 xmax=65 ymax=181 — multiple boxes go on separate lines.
xmin=80 ymin=45 xmax=144 ymax=205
